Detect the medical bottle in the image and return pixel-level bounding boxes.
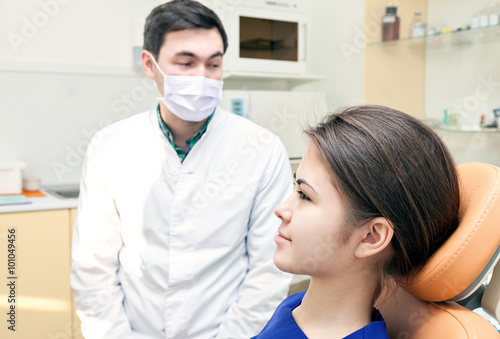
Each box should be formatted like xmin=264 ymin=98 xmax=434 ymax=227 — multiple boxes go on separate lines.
xmin=411 ymin=11 xmax=426 ymax=38
xmin=382 ymin=6 xmax=400 ymax=41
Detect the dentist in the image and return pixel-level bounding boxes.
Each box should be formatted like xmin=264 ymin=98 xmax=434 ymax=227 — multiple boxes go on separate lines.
xmin=70 ymin=1 xmax=293 ymax=338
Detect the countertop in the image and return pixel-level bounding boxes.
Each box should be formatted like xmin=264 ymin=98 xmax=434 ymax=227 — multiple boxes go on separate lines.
xmin=0 ymin=189 xmax=78 ymax=214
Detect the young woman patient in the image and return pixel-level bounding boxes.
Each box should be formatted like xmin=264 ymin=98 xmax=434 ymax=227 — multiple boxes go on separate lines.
xmin=252 ymin=105 xmax=460 ymax=338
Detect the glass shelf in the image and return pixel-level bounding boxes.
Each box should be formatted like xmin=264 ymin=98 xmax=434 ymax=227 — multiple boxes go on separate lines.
xmin=0 ymin=59 xmax=144 ymax=77
xmin=222 ymin=71 xmax=326 ymax=90
xmin=425 ymin=119 xmax=500 ymax=133
xmin=222 ymin=71 xmax=325 ymax=82
xmin=367 ymin=24 xmax=500 ymax=48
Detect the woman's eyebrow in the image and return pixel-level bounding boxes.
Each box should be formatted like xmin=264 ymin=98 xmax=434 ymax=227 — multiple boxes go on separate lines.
xmin=296 ymin=178 xmax=317 ymax=194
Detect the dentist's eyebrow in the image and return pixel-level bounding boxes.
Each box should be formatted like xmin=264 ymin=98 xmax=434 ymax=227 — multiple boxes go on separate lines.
xmin=174 ymin=51 xmax=223 ymax=59
xmin=174 ymin=51 xmax=197 ymax=58
xmin=209 ymin=51 xmax=223 ymax=59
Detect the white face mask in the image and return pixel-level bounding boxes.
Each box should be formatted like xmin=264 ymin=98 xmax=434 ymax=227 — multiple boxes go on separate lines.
xmin=150 ymin=54 xmax=224 ymax=122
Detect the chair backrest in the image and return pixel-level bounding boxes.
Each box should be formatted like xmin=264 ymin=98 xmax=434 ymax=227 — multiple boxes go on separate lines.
xmin=376 ymin=162 xmax=500 ymax=339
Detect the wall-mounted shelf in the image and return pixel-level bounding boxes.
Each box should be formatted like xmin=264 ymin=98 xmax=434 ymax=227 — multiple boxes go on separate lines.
xmin=223 ymin=71 xmax=325 ymax=82
xmin=0 ymin=60 xmax=328 ymax=86
xmin=0 ymin=60 xmax=145 ymax=77
xmin=364 ymin=0 xmax=500 ymax=132
xmin=426 ymin=119 xmax=500 ymax=133
xmin=366 ymin=24 xmax=500 ymax=48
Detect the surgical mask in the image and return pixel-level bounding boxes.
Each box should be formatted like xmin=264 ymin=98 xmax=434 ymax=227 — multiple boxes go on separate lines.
xmin=150 ymin=54 xmax=223 ymax=122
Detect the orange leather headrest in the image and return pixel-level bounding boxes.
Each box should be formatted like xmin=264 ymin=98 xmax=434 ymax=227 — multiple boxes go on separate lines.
xmin=405 ymin=162 xmax=500 ymax=302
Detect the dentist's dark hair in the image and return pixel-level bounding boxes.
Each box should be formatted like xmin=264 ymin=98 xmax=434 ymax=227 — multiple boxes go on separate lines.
xmin=305 ymin=105 xmax=460 ymax=287
xmin=144 ymin=0 xmax=228 ymax=59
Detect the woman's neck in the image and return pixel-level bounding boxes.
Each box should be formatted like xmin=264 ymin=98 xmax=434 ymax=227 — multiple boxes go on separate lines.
xmin=292 ymin=273 xmax=378 ymax=339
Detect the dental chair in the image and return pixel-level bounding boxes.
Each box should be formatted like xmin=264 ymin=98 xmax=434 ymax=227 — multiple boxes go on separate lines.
xmin=376 ymin=162 xmax=500 ymax=338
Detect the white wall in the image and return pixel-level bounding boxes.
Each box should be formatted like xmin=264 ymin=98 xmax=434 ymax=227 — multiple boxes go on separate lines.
xmin=0 ymin=0 xmax=365 ymax=186
xmin=301 ymin=0 xmax=365 ymax=111
xmin=0 ymin=0 xmax=159 ymax=67
xmin=0 ymin=0 xmax=164 ymax=186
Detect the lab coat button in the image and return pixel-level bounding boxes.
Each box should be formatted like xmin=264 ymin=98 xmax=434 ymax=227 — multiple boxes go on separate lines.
xmin=171 ymin=169 xmax=178 ymax=176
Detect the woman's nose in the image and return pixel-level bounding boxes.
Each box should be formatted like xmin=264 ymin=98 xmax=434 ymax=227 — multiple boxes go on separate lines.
xmin=274 ymin=198 xmax=292 ymax=223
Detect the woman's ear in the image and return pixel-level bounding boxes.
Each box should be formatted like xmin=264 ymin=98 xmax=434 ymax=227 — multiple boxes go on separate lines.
xmin=353 ymin=217 xmax=393 ymax=259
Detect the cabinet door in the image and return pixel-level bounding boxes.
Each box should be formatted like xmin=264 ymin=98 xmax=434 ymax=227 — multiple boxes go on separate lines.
xmin=0 ymin=210 xmax=73 ymax=339
xmin=69 ymin=208 xmax=85 ymax=339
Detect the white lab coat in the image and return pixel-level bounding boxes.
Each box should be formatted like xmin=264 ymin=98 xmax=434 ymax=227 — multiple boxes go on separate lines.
xmin=71 ymin=107 xmax=294 ymax=339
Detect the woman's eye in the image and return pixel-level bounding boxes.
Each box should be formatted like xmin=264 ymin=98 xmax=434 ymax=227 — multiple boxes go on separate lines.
xmin=297 ymin=190 xmax=310 ymax=201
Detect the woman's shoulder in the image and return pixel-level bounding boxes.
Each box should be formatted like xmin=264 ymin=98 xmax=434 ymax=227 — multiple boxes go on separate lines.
xmin=343 ymin=308 xmax=389 ymax=339
xmin=281 ymin=291 xmax=306 ymax=309
xmin=251 ymin=292 xmax=307 ymax=339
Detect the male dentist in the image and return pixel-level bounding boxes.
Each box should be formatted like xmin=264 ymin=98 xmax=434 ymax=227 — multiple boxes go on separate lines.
xmin=70 ymin=0 xmax=293 ymax=338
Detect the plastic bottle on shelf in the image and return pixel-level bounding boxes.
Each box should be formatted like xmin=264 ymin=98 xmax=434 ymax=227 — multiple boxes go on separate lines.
xmin=472 ymin=5 xmax=490 ymax=29
xmin=491 ymin=13 xmax=500 ymax=26
xmin=480 ymin=14 xmax=489 ymax=27
xmin=489 ymin=2 xmax=500 ymax=26
xmin=382 ymin=7 xmax=400 ymax=41
xmin=410 ymin=11 xmax=426 ymax=38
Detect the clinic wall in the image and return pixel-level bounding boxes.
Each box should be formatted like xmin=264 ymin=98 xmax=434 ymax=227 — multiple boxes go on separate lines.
xmin=0 ymin=0 xmax=161 ymax=186
xmin=0 ymin=0 xmax=365 ymax=186
xmin=300 ymin=0 xmax=365 ymax=112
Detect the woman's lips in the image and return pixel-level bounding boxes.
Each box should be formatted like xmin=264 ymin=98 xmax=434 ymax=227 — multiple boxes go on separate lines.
xmin=275 ymin=231 xmax=291 ymax=244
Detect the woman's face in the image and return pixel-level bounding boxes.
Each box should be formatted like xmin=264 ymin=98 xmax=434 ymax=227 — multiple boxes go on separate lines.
xmin=274 ymin=142 xmax=357 ymax=277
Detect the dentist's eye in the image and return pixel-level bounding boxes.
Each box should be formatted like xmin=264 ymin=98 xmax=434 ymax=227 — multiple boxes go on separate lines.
xmin=297 ymin=190 xmax=310 ymax=201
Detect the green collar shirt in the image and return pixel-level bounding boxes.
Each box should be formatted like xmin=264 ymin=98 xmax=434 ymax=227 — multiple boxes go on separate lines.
xmin=156 ymin=106 xmax=213 ymax=162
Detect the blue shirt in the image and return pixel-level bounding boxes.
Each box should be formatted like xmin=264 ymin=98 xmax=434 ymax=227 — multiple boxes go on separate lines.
xmin=252 ymin=292 xmax=389 ymax=339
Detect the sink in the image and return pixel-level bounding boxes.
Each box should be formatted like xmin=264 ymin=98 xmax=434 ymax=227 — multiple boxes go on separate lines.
xmin=45 ymin=186 xmax=80 ymax=199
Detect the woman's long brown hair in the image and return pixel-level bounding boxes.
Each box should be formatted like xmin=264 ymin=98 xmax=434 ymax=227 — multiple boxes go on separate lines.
xmin=305 ymin=105 xmax=460 ymax=285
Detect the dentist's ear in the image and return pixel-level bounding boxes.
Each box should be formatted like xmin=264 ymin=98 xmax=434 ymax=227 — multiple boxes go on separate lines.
xmin=142 ymin=50 xmax=157 ymax=79
xmin=353 ymin=217 xmax=394 ymax=259
xmin=141 ymin=50 xmax=164 ymax=97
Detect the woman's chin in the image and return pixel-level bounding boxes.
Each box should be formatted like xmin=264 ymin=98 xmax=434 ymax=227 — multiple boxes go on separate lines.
xmin=273 ymin=252 xmax=300 ymax=275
